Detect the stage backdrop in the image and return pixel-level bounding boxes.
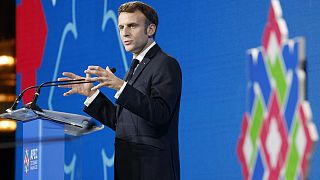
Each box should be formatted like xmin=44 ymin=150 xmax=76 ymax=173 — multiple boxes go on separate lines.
xmin=15 ymin=0 xmax=320 ymax=179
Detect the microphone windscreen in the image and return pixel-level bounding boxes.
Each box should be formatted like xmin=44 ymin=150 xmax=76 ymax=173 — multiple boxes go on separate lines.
xmin=110 ymin=67 xmax=116 ymax=73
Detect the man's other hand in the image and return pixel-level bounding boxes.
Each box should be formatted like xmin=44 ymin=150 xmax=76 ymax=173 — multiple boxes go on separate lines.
xmin=84 ymin=66 xmax=124 ymax=91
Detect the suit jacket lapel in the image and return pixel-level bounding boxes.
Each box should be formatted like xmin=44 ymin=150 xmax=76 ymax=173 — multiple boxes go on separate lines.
xmin=128 ymin=44 xmax=161 ymax=85
xmin=118 ymin=44 xmax=161 ymax=117
xmin=128 ymin=57 xmax=150 ymax=85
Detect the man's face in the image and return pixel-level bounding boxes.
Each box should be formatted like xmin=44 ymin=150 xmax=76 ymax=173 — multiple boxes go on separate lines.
xmin=118 ymin=11 xmax=151 ymax=54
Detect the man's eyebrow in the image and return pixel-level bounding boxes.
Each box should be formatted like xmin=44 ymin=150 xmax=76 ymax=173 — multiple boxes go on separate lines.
xmin=127 ymin=23 xmax=138 ymax=26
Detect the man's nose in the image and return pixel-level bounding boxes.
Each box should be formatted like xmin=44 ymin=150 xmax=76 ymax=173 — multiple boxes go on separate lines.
xmin=122 ymin=26 xmax=130 ymax=36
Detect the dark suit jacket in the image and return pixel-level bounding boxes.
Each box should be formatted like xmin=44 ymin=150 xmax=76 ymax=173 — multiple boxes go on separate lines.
xmin=83 ymin=44 xmax=182 ymax=179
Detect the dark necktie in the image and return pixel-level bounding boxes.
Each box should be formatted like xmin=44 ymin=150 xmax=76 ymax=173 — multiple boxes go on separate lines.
xmin=125 ymin=59 xmax=139 ymax=82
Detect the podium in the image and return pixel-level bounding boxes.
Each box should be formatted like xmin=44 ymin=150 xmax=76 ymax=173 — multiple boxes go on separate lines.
xmin=0 ymin=108 xmax=103 ymax=180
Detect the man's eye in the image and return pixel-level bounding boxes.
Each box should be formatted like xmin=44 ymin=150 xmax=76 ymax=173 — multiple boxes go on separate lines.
xmin=129 ymin=25 xmax=136 ymax=29
xmin=118 ymin=26 xmax=124 ymax=30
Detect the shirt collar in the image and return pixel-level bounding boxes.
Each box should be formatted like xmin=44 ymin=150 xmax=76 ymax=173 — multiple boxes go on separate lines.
xmin=133 ymin=41 xmax=156 ymax=62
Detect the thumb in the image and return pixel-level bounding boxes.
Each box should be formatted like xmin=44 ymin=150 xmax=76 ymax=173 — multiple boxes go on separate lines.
xmin=85 ymin=73 xmax=91 ymax=81
xmin=105 ymin=66 xmax=112 ymax=73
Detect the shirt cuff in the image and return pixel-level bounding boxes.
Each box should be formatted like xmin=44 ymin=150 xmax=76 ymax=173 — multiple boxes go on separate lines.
xmin=114 ymin=82 xmax=127 ymax=99
xmin=84 ymin=90 xmax=100 ymax=106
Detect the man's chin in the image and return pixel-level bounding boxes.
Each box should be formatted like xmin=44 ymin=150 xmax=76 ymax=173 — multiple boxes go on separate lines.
xmin=124 ymin=46 xmax=134 ymax=52
xmin=125 ymin=48 xmax=140 ymax=54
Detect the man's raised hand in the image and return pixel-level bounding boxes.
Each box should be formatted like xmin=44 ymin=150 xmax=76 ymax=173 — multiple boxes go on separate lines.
xmin=84 ymin=66 xmax=124 ymax=91
xmin=58 ymin=72 xmax=96 ymax=97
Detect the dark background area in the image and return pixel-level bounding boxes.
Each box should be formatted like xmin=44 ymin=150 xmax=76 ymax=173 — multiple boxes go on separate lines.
xmin=0 ymin=0 xmax=15 ymax=180
xmin=0 ymin=0 xmax=15 ymax=40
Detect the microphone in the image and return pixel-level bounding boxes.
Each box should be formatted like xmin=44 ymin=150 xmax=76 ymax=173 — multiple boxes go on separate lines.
xmin=6 ymin=80 xmax=92 ymax=112
xmin=29 ymin=67 xmax=116 ymax=111
xmin=6 ymin=85 xmax=38 ymax=112
xmin=28 ymin=79 xmax=92 ymax=112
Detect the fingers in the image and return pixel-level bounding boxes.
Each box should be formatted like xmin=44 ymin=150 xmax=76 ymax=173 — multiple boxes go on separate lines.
xmin=58 ymin=71 xmax=94 ymax=97
xmin=58 ymin=77 xmax=73 ymax=88
xmin=87 ymin=66 xmax=102 ymax=70
xmin=105 ymin=66 xmax=113 ymax=73
xmin=85 ymin=66 xmax=115 ymax=77
xmin=63 ymin=89 xmax=74 ymax=96
xmin=58 ymin=72 xmax=82 ymax=88
xmin=85 ymin=73 xmax=92 ymax=81
xmin=91 ymin=83 xmax=104 ymax=91
xmin=85 ymin=77 xmax=99 ymax=82
xmin=85 ymin=72 xmax=100 ymax=82
xmin=85 ymin=66 xmax=105 ymax=76
xmin=58 ymin=84 xmax=74 ymax=88
xmin=57 ymin=77 xmax=71 ymax=81
xmin=62 ymin=72 xmax=80 ymax=79
xmin=59 ymin=66 xmax=117 ymax=93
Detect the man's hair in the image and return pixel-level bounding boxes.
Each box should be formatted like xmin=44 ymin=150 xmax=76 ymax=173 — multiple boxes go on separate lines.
xmin=118 ymin=1 xmax=158 ymax=38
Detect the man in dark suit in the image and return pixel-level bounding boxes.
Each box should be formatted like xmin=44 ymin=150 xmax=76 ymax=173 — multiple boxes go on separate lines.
xmin=59 ymin=1 xmax=182 ymax=180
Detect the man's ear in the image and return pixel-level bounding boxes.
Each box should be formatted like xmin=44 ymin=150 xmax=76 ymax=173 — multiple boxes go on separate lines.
xmin=147 ymin=24 xmax=156 ymax=37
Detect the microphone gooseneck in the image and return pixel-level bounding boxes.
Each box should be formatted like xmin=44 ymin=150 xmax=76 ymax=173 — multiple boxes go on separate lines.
xmin=6 ymin=85 xmax=39 ymax=112
xmin=30 ymin=67 xmax=117 ymax=111
xmin=7 ymin=67 xmax=116 ymax=112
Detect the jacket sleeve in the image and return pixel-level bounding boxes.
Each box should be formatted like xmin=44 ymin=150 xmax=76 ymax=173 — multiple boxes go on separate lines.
xmin=83 ymin=92 xmax=117 ymax=131
xmin=116 ymin=58 xmax=182 ymax=127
